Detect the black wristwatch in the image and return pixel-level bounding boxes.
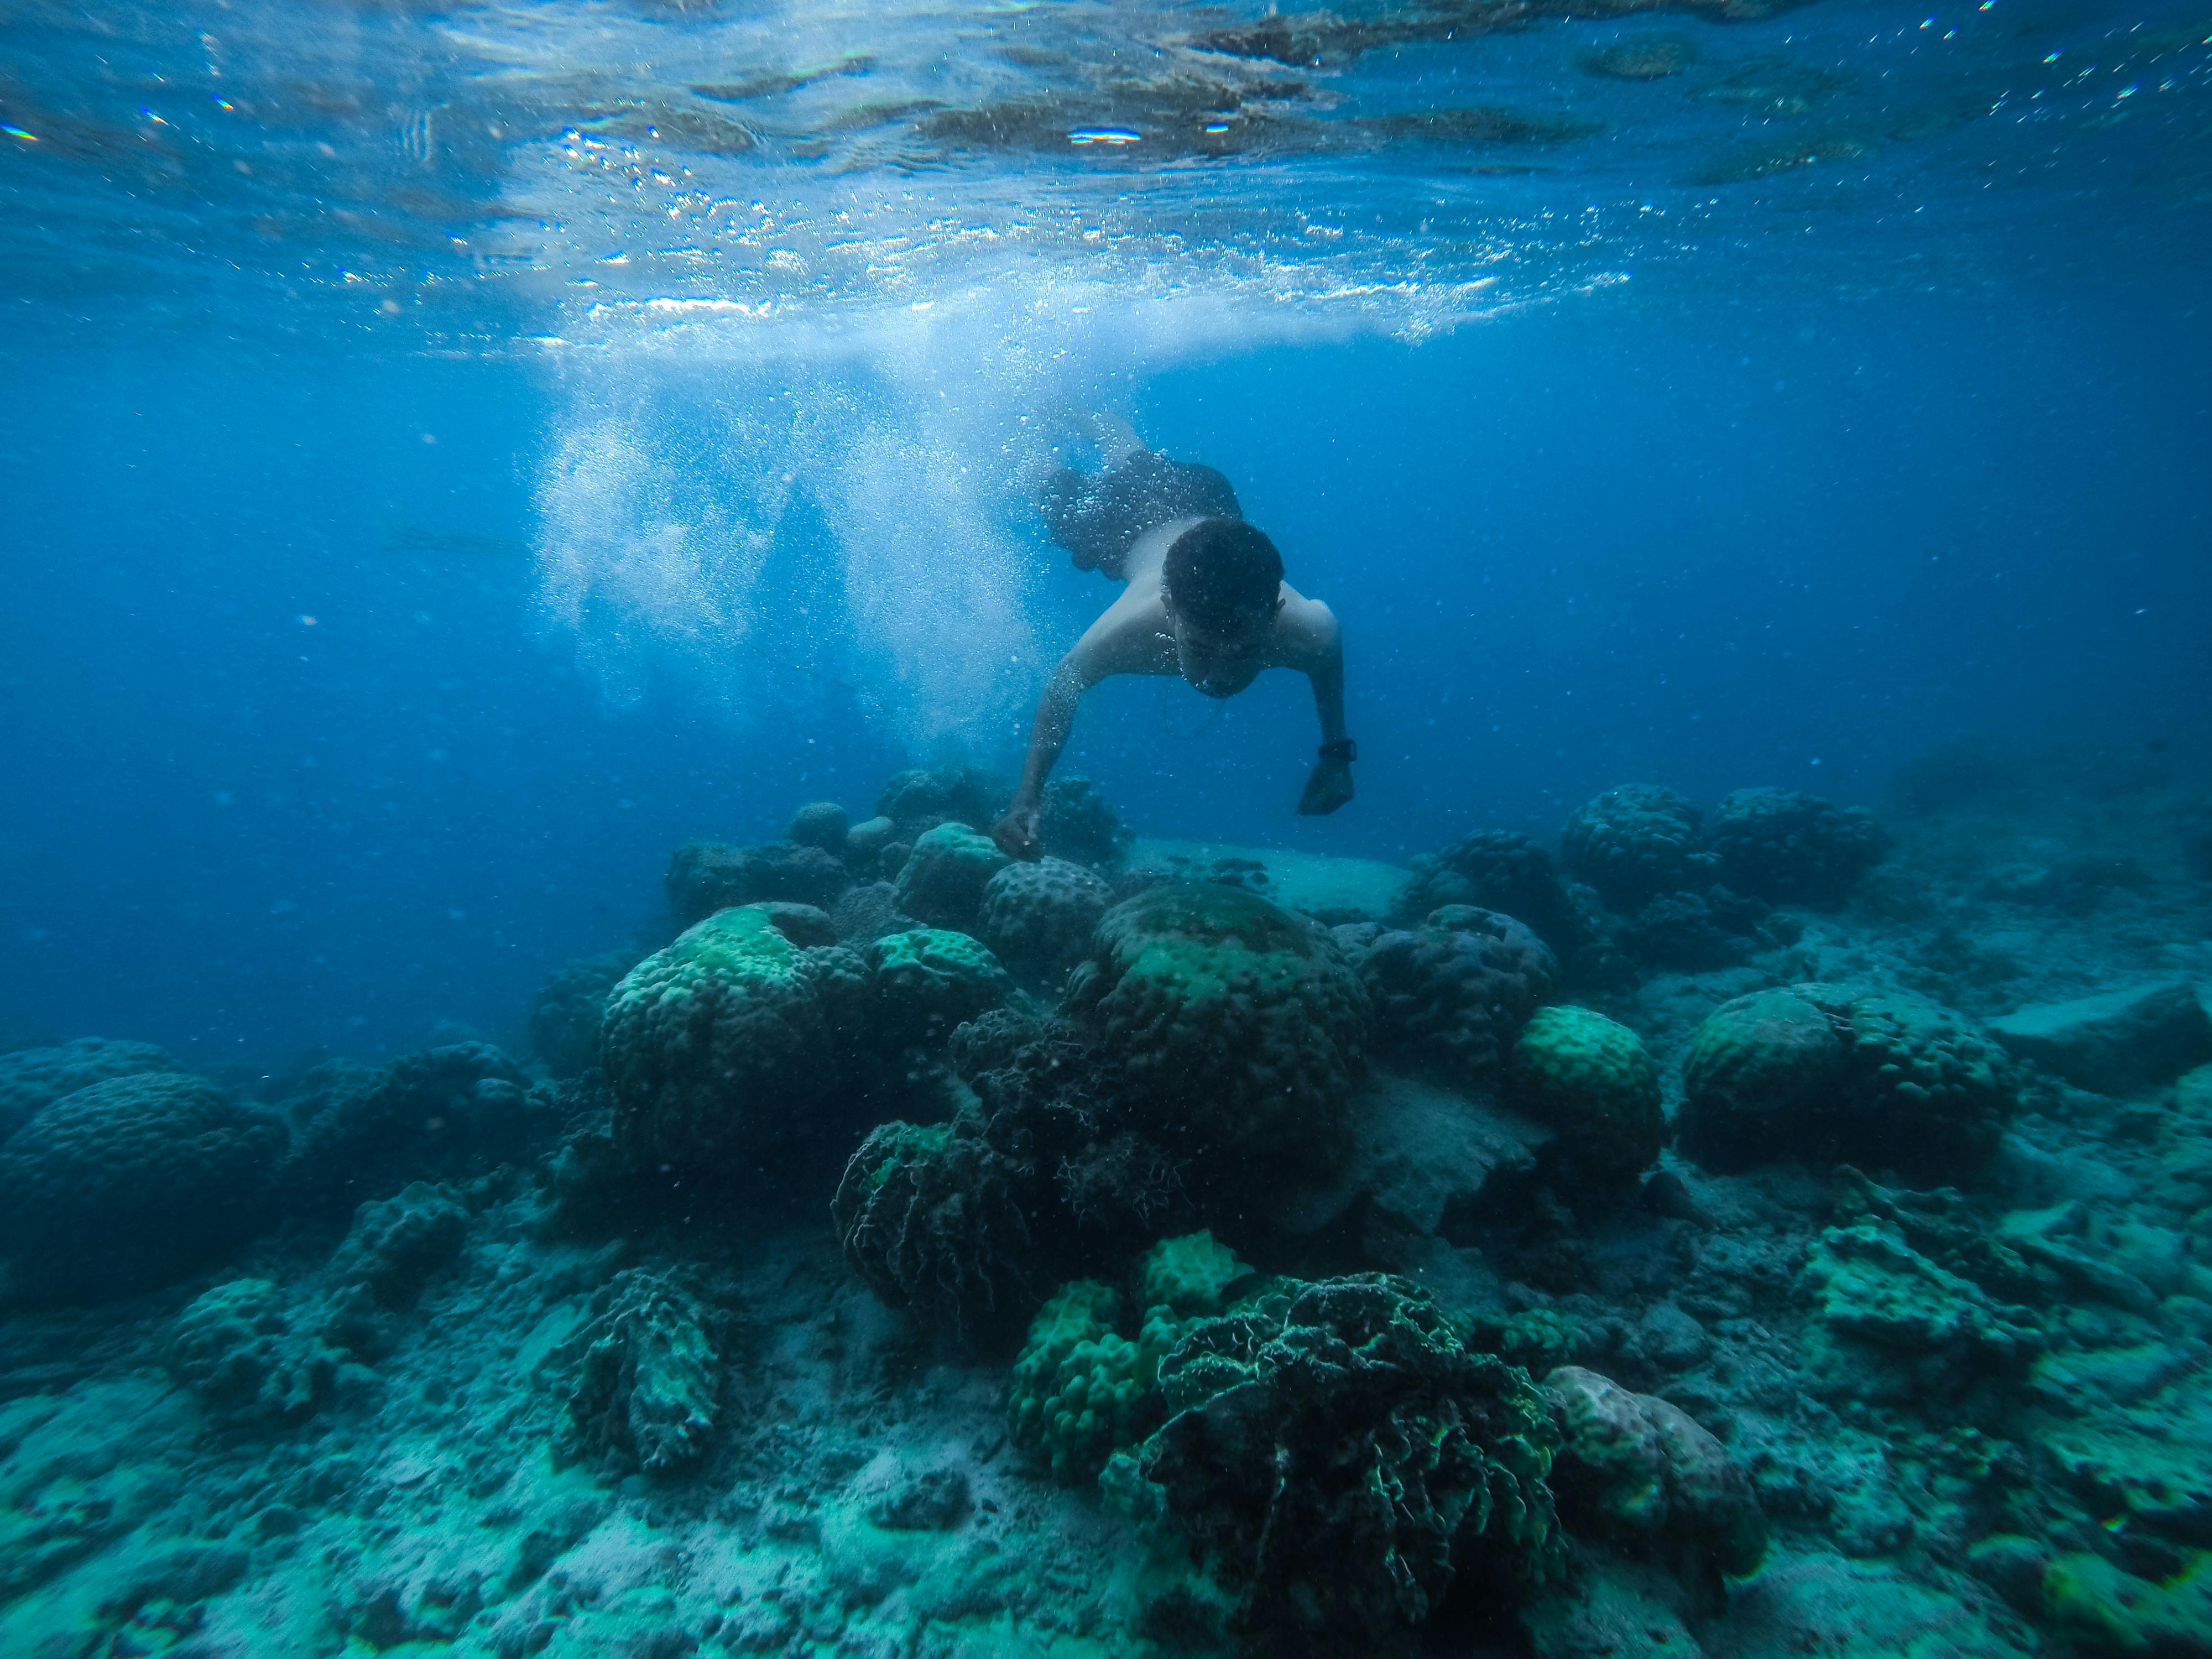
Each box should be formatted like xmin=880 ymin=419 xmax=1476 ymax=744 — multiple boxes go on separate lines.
xmin=1318 ymin=739 xmax=1357 ymax=764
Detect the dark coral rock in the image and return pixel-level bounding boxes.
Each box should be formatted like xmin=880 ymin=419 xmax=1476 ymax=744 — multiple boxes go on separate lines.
xmin=329 ymin=1181 xmax=470 ymax=1306
xmin=286 ymin=1043 xmax=540 ymax=1215
xmin=1107 ymin=1275 xmax=1562 ymax=1657
xmin=785 ymin=800 xmax=850 ymax=851
xmin=1038 ymin=775 xmax=1134 ymax=868
xmin=557 ymin=1267 xmax=722 ymax=1477
xmin=894 ymin=822 xmax=1011 ymax=933
xmin=1403 ymin=830 xmax=1584 ymax=954
xmin=875 ymin=766 xmax=1005 ymax=841
xmin=0 ymin=1073 xmax=288 ymax=1302
xmin=979 ymin=855 xmax=1112 ymax=988
xmin=833 ymin=1115 xmax=1047 ymax=1343
xmin=1619 ymin=886 xmax=1766 ymax=971
xmin=164 ymin=1278 xmax=352 ymax=1423
xmin=1358 ymin=906 xmax=1557 ymax=1084
xmin=663 ymin=839 xmax=853 ymax=928
xmin=1708 ymin=787 xmax=1890 ymax=906
xmin=526 ymin=952 xmax=638 ymax=1080
xmin=1559 ymin=785 xmax=1714 ymax=913
xmin=0 ymin=1037 xmax=179 ymax=1147
xmin=864 ymin=928 xmax=1014 ymax=1048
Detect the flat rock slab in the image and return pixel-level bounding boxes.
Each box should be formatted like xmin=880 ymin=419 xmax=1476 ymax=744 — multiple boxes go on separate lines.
xmin=1126 ymin=837 xmax=1413 ymax=924
xmin=1988 ymin=982 xmax=2212 ymax=1096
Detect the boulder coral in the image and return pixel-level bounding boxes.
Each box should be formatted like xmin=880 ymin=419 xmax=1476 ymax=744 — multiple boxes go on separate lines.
xmin=1358 ymin=906 xmax=1557 ymax=1084
xmin=599 ymin=905 xmax=870 ymax=1172
xmin=0 ymin=1037 xmax=178 ymax=1146
xmin=1508 ymin=1006 xmax=1665 ymax=1188
xmin=0 ymin=1073 xmax=287 ymax=1302
xmin=663 ymin=839 xmax=853 ymax=927
xmin=1559 ymin=785 xmax=1713 ymax=912
xmin=1066 ymin=883 xmax=1370 ymax=1174
xmin=163 ymin=1278 xmax=355 ymax=1423
xmin=286 ymin=1042 xmax=541 ymax=1214
xmin=1105 ymin=1274 xmax=1562 ymax=1657
xmin=893 ymin=821 xmax=1011 ymax=932
xmin=1678 ymin=982 xmax=2014 ymax=1178
xmin=1708 ymin=787 xmax=1890 ymax=906
xmin=979 ymin=855 xmax=1112 ymax=988
xmin=1037 ymin=775 xmax=1134 ymax=868
xmin=864 ymin=927 xmax=1013 ymax=1047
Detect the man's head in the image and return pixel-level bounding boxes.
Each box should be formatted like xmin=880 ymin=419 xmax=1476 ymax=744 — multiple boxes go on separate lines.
xmin=1162 ymin=518 xmax=1285 ymax=697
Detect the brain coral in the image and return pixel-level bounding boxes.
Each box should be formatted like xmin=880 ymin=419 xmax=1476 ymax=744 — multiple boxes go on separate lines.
xmin=1708 ymin=787 xmax=1891 ymax=906
xmin=894 ymin=821 xmax=1013 ymax=932
xmin=1358 ymin=906 xmax=1558 ymax=1084
xmin=1065 ymin=883 xmax=1370 ymax=1174
xmin=865 ymin=928 xmax=1013 ymax=1047
xmin=1678 ymin=982 xmax=2013 ymax=1177
xmin=600 ymin=905 xmax=871 ymax=1172
xmin=833 ymin=1115 xmax=1046 ymax=1342
xmin=979 ymin=856 xmax=1112 ymax=988
xmin=1508 ymin=1006 xmax=1664 ymax=1187
xmin=0 ymin=1074 xmax=287 ymax=1302
xmin=1105 ymin=1275 xmax=1561 ymax=1656
xmin=0 ymin=1037 xmax=177 ymax=1146
xmin=1559 ymin=785 xmax=1714 ymax=912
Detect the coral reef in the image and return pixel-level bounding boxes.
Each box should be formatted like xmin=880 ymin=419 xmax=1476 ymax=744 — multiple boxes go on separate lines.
xmin=1066 ymin=881 xmax=1370 ymax=1175
xmin=557 ymin=1267 xmax=722 ymax=1477
xmin=876 ymin=766 xmax=1003 ymax=841
xmin=978 ymin=854 xmax=1112 ymax=988
xmin=864 ymin=927 xmax=1013 ymax=1047
xmin=163 ymin=1278 xmax=357 ymax=1423
xmin=1037 ymin=775 xmax=1134 ymax=868
xmin=1508 ymin=1005 xmax=1664 ymax=1188
xmin=893 ymin=820 xmax=1012 ymax=932
xmin=0 ymin=1073 xmax=286 ymax=1302
xmin=1107 ymin=1274 xmax=1562 ymax=1656
xmin=598 ymin=905 xmax=870 ymax=1172
xmin=1560 ymin=785 xmax=1714 ymax=912
xmin=1708 ymin=786 xmax=1891 ymax=906
xmin=663 ymin=837 xmax=854 ymax=926
xmin=327 ymin=1181 xmax=470 ymax=1306
xmin=0 ymin=1037 xmax=177 ymax=1145
xmin=1356 ymin=905 xmax=1558 ymax=1083
xmin=785 ymin=800 xmax=849 ymax=851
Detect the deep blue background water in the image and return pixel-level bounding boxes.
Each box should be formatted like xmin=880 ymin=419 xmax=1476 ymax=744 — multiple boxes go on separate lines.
xmin=4 ymin=265 xmax=2206 ymax=1063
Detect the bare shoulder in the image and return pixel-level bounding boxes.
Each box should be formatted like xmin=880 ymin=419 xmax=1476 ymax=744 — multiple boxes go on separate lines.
xmin=1271 ymin=582 xmax=1342 ymax=668
xmin=1067 ymin=584 xmax=1178 ymax=680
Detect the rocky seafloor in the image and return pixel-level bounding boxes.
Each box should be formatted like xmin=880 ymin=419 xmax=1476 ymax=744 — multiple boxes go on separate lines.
xmin=6 ymin=751 xmax=2212 ymax=1659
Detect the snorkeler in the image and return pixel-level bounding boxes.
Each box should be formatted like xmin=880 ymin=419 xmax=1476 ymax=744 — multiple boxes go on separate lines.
xmin=992 ymin=416 xmax=1353 ymax=861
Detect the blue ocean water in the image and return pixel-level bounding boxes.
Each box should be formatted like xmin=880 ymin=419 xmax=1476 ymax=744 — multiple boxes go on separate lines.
xmin=2 ymin=0 xmax=2210 ymax=1654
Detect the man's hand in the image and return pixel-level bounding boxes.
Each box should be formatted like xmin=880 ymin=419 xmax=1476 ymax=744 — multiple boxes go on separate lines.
xmin=1297 ymin=757 xmax=1354 ymax=816
xmin=993 ymin=803 xmax=1044 ymax=860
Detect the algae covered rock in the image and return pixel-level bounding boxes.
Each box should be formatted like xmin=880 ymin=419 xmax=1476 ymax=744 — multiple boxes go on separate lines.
xmin=1135 ymin=1229 xmax=1254 ymax=1317
xmin=1560 ymin=786 xmax=1713 ymax=912
xmin=557 ymin=1267 xmax=722 ymax=1478
xmin=664 ymin=838 xmax=852 ymax=926
xmin=894 ymin=821 xmax=1013 ymax=932
xmin=599 ymin=904 xmax=870 ymax=1171
xmin=1707 ymin=787 xmax=1890 ymax=906
xmin=1359 ymin=905 xmax=1558 ymax=1084
xmin=1798 ymin=1217 xmax=2042 ymax=1401
xmin=1039 ymin=775 xmax=1134 ymax=868
xmin=864 ymin=927 xmax=1013 ymax=1047
xmin=1067 ymin=882 xmax=1370 ymax=1173
xmin=979 ymin=855 xmax=1112 ymax=987
xmin=285 ymin=1041 xmax=540 ymax=1214
xmin=164 ymin=1277 xmax=352 ymax=1422
xmin=328 ymin=1181 xmax=469 ymax=1307
xmin=877 ymin=766 xmax=1003 ymax=841
xmin=0 ymin=1037 xmax=178 ymax=1145
xmin=1987 ymin=981 xmax=2212 ymax=1096
xmin=0 ymin=1073 xmax=287 ymax=1302
xmin=1509 ymin=1006 xmax=1664 ymax=1187
xmin=1678 ymin=983 xmax=2012 ymax=1177
xmin=526 ymin=952 xmax=638 ymax=1079
xmin=1106 ymin=1274 xmax=1561 ymax=1656
xmin=1542 ymin=1365 xmax=1767 ymax=1579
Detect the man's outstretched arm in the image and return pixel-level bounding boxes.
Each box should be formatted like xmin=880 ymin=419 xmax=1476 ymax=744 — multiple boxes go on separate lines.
xmin=1292 ymin=603 xmax=1354 ymax=816
xmin=994 ymin=655 xmax=1093 ymax=859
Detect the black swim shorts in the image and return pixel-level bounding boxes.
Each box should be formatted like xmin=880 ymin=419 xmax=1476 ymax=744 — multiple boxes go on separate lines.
xmin=1037 ymin=451 xmax=1241 ymax=578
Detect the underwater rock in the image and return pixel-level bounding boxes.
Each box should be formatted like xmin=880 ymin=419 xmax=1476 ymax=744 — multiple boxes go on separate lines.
xmin=1358 ymin=906 xmax=1557 ymax=1085
xmin=844 ymin=813 xmax=897 ymax=867
xmin=0 ymin=1073 xmax=287 ymax=1302
xmin=1797 ymin=1217 xmax=2042 ymax=1401
xmin=1399 ymin=829 xmax=1586 ymax=958
xmin=663 ymin=838 xmax=853 ymax=927
xmin=1509 ymin=1006 xmax=1665 ymax=1189
xmin=1561 ymin=786 xmax=1715 ymax=912
xmin=1620 ymin=887 xmax=1767 ymax=971
xmin=876 ymin=765 xmax=1004 ymax=841
xmin=867 ymin=1466 xmax=972 ymax=1531
xmin=1039 ymin=775 xmax=1134 ymax=868
xmin=785 ymin=800 xmax=849 ymax=851
xmin=1986 ymin=981 xmax=2212 ymax=1096
xmin=328 ymin=1180 xmax=469 ymax=1306
xmin=1542 ymin=1366 xmax=1768 ymax=1579
xmin=1707 ymin=787 xmax=1890 ymax=907
xmin=832 ymin=1115 xmax=1046 ymax=1343
xmin=526 ymin=951 xmax=638 ymax=1080
xmin=599 ymin=905 xmax=870 ymax=1172
xmin=2041 ymin=1551 xmax=2212 ymax=1655
xmin=0 ymin=1036 xmax=178 ymax=1146
xmin=163 ymin=1277 xmax=354 ymax=1422
xmin=979 ymin=855 xmax=1112 ymax=988
xmin=557 ymin=1267 xmax=722 ymax=1478
xmin=1066 ymin=882 xmax=1370 ymax=1176
xmin=893 ymin=821 xmax=1011 ymax=932
xmin=864 ymin=927 xmax=1013 ymax=1047
xmin=285 ymin=1041 xmax=540 ymax=1214
xmin=1677 ymin=983 xmax=2014 ymax=1178
xmin=1105 ymin=1274 xmax=1561 ymax=1657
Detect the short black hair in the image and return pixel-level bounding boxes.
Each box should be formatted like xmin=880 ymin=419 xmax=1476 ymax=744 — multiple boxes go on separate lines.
xmin=1163 ymin=518 xmax=1284 ymax=630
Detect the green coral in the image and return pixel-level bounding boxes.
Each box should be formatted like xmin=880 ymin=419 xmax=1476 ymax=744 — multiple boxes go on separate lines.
xmin=599 ymin=905 xmax=869 ymax=1170
xmin=1067 ymin=883 xmax=1370 ymax=1174
xmin=1135 ymin=1230 xmax=1253 ymax=1317
xmin=894 ymin=821 xmax=1011 ymax=931
xmin=1105 ymin=1275 xmax=1561 ymax=1656
xmin=2044 ymin=1550 xmax=2212 ymax=1653
xmin=865 ymin=927 xmax=1013 ymax=1046
xmin=1508 ymin=1005 xmax=1664 ymax=1186
xmin=1008 ymin=1282 xmax=1180 ymax=1484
